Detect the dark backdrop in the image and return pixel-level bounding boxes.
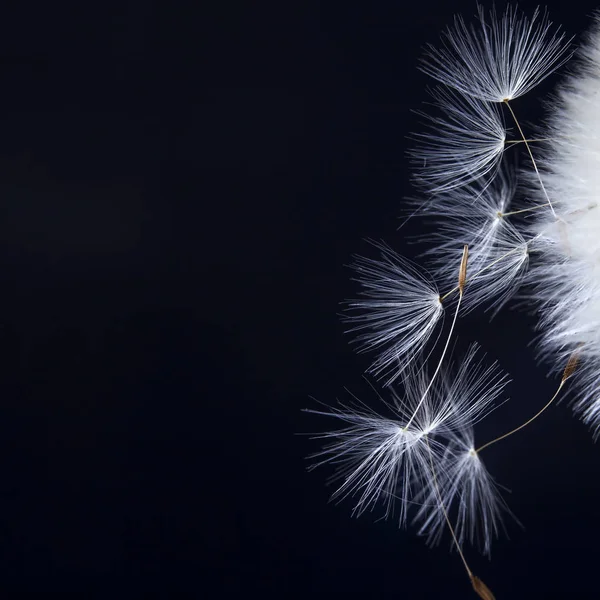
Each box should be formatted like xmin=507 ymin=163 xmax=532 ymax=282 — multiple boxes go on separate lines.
xmin=0 ymin=0 xmax=597 ymax=597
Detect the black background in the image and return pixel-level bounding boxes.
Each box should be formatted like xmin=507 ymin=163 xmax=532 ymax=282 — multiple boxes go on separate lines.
xmin=0 ymin=0 xmax=597 ymax=597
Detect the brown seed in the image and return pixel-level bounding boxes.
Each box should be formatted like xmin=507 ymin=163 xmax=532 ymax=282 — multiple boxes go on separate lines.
xmin=562 ymin=348 xmax=580 ymax=383
xmin=471 ymin=575 xmax=495 ymax=600
xmin=458 ymin=244 xmax=469 ymax=292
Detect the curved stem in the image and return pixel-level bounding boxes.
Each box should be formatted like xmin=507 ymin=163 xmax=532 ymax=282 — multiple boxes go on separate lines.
xmin=426 ymin=437 xmax=495 ymax=599
xmin=476 ymin=382 xmax=563 ymax=453
xmin=405 ymin=290 xmax=463 ymax=429
xmin=477 ymin=351 xmax=579 ymax=454
xmin=425 ymin=436 xmax=472 ymax=578
xmin=504 ymin=99 xmax=556 ymax=218
xmin=406 ymin=247 xmax=468 ymax=429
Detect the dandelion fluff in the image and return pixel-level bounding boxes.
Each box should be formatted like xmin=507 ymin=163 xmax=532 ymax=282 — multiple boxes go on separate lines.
xmin=413 ymin=431 xmax=512 ymax=557
xmin=528 ymin=17 xmax=600 ymax=432
xmin=344 ymin=241 xmax=444 ymax=385
xmin=305 ymin=345 xmax=506 ymax=530
xmin=420 ymin=4 xmax=572 ymax=102
xmin=410 ymin=87 xmax=506 ymax=193
xmin=418 ymin=171 xmax=529 ymax=314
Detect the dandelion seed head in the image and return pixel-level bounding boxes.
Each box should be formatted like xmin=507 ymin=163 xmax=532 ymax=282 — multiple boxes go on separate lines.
xmin=417 ymin=172 xmax=529 ymax=314
xmin=307 ymin=4 xmax=591 ymax=584
xmin=306 ymin=346 xmax=508 ymax=535
xmin=413 ymin=424 xmax=513 ymax=557
xmin=420 ymin=4 xmax=572 ymax=103
xmin=527 ymin=17 xmax=600 ymax=430
xmin=410 ymin=87 xmax=506 ymax=193
xmin=344 ymin=241 xmax=444 ymax=385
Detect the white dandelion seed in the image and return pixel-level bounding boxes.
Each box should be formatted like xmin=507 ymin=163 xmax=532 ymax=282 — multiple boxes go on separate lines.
xmin=409 ymin=346 xmax=512 ymax=559
xmin=418 ymin=172 xmax=530 ymax=315
xmin=344 ymin=241 xmax=444 ymax=385
xmin=410 ymin=87 xmax=506 ymax=193
xmin=305 ymin=345 xmax=506 ymax=530
xmin=461 ymin=222 xmax=529 ymax=316
xmin=420 ymin=4 xmax=573 ymax=103
xmin=413 ymin=432 xmax=513 ymax=558
xmin=424 ymin=343 xmax=510 ymax=436
xmin=304 ymin=387 xmax=446 ymax=526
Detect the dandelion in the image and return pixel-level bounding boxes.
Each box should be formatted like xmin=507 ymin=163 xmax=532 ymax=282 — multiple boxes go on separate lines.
xmin=425 ymin=344 xmax=510 ymax=436
xmin=418 ymin=4 xmax=572 ymax=218
xmin=305 ymin=344 xmax=506 ymax=528
xmin=305 ymin=4 xmax=599 ymax=597
xmin=413 ymin=429 xmax=512 ymax=558
xmin=344 ymin=240 xmax=444 ymax=385
xmin=410 ymin=87 xmax=506 ymax=193
xmin=526 ymin=16 xmax=600 ymax=433
xmin=418 ymin=169 xmax=517 ymax=267
xmin=304 ymin=388 xmax=446 ymax=526
xmin=418 ymin=171 xmax=530 ymax=314
xmin=419 ymin=4 xmax=572 ymax=103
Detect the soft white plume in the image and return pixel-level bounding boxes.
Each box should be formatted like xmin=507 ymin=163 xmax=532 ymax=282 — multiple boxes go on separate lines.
xmin=305 ymin=345 xmax=509 ymax=536
xmin=344 ymin=241 xmax=444 ymax=385
xmin=410 ymin=87 xmax=506 ymax=193
xmin=306 ymin=5 xmax=598 ymax=579
xmin=413 ymin=429 xmax=512 ymax=557
xmin=528 ymin=17 xmax=600 ymax=432
xmin=420 ymin=4 xmax=572 ymax=102
xmin=418 ymin=170 xmax=529 ymax=314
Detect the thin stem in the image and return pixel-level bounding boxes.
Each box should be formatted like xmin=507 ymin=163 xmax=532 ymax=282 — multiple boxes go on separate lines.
xmin=425 ymin=436 xmax=472 ymax=578
xmin=476 ymin=382 xmax=563 ymax=453
xmin=405 ymin=246 xmax=468 ymax=429
xmin=504 ymin=99 xmax=556 ymax=218
xmin=405 ymin=289 xmax=463 ymax=429
xmin=477 ymin=351 xmax=579 ymax=454
xmin=504 ymin=138 xmax=550 ymax=144
xmin=425 ymin=436 xmax=495 ymax=599
xmin=499 ymin=203 xmax=550 ymax=218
